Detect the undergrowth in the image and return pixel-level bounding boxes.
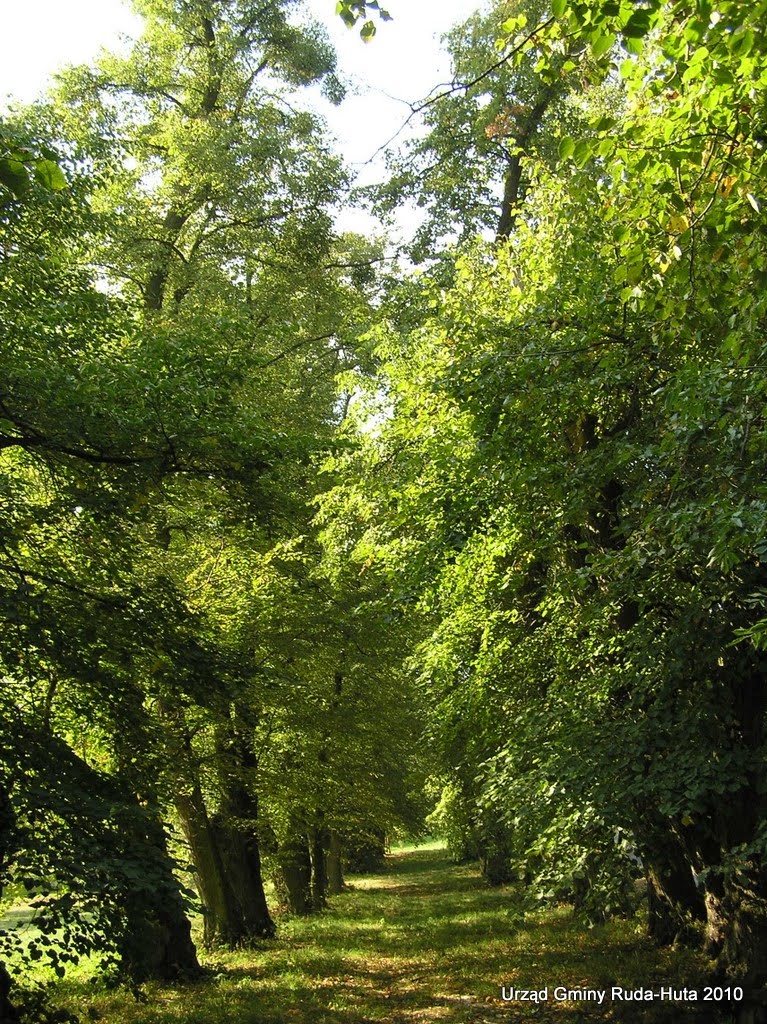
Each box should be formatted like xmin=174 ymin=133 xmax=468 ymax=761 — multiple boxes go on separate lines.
xmin=20 ymin=844 xmax=715 ymax=1024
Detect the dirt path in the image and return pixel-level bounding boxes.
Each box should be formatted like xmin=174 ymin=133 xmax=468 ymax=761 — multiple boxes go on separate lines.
xmin=58 ymin=843 xmax=711 ymax=1024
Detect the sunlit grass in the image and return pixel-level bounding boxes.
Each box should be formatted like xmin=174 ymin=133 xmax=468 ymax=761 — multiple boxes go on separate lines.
xmin=31 ymin=845 xmax=714 ymax=1023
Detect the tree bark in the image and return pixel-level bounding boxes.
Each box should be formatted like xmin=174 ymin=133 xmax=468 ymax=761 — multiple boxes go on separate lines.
xmin=278 ymin=825 xmax=313 ymax=915
xmin=0 ymin=785 xmax=18 ymax=1024
xmin=176 ymin=783 xmax=242 ymax=947
xmin=310 ymin=825 xmax=329 ymax=910
xmin=634 ymin=816 xmax=705 ymax=945
xmin=212 ymin=812 xmax=275 ymax=939
xmin=118 ymin=808 xmax=199 ymax=981
xmin=645 ymin=862 xmax=705 ymax=946
xmin=213 ymin=720 xmax=275 ymax=940
xmin=704 ymin=868 xmax=767 ymax=1023
xmin=0 ymin=967 xmax=17 ymax=1024
xmin=495 ymin=87 xmax=559 ymax=241
xmin=327 ymin=831 xmax=344 ymax=895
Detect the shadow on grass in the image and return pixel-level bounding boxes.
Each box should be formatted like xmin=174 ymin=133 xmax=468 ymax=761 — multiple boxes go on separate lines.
xmin=50 ymin=845 xmax=718 ymax=1024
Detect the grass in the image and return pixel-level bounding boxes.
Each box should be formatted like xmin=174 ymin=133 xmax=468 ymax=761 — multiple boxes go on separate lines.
xmin=34 ymin=844 xmax=716 ymax=1024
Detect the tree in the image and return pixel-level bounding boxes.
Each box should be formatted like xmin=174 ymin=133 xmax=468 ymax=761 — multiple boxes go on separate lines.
xmin=2 ymin=0 xmax=425 ymax=986
xmin=0 ymin=0 xmax=385 ymax=999
xmin=378 ymin=0 xmax=593 ymax=262
xmin=324 ymin=0 xmax=767 ymax=1012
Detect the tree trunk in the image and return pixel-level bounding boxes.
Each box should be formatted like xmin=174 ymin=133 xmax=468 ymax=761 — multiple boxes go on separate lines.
xmin=112 ymin=707 xmax=199 ymax=980
xmin=213 ymin=720 xmax=275 ymax=940
xmin=704 ymin=869 xmax=767 ymax=1024
xmin=310 ymin=826 xmax=329 ymax=910
xmin=327 ymin=831 xmax=344 ymax=895
xmin=479 ymin=818 xmax=514 ymax=887
xmin=278 ymin=826 xmax=313 ymax=915
xmin=0 ymin=785 xmax=18 ymax=1024
xmin=176 ymin=783 xmax=242 ymax=947
xmin=643 ymin=838 xmax=705 ymax=946
xmin=212 ymin=814 xmax=274 ymax=939
xmin=118 ymin=809 xmax=199 ymax=980
xmin=495 ymin=87 xmax=559 ymax=241
xmin=0 ymin=965 xmax=17 ymax=1024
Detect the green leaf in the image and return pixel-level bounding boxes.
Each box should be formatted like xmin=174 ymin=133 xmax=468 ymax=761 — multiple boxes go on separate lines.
xmin=501 ymin=14 xmax=527 ymax=34
xmin=0 ymin=157 xmax=29 ymax=196
xmin=597 ymin=137 xmax=615 ymax=157
xmin=552 ymin=0 xmax=567 ymax=18
xmin=558 ymin=136 xmax=575 ymax=160
xmin=34 ymin=159 xmax=67 ymax=191
xmin=620 ymin=57 xmax=635 ymax=78
xmin=591 ymin=31 xmax=616 ymax=58
xmin=622 ymin=9 xmax=652 ymax=37
xmin=573 ymin=138 xmax=593 ymax=167
xmin=336 ymin=2 xmax=357 ymax=28
xmin=360 ymin=19 xmax=376 ymax=41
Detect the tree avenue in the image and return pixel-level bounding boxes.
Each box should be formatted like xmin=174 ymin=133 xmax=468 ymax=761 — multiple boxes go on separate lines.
xmin=0 ymin=0 xmax=421 ymax=1018
xmin=325 ymin=0 xmax=767 ymax=1018
xmin=2 ymin=0 xmax=767 ymax=1022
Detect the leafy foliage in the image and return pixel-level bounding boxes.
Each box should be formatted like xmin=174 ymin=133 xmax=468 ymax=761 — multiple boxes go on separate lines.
xmin=335 ymin=1 xmax=391 ymax=42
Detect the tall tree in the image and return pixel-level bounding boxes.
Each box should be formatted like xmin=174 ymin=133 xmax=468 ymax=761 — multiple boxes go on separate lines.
xmin=379 ymin=0 xmax=591 ymax=261
xmin=324 ymin=0 xmax=767 ymax=1014
xmin=0 ymin=0 xmax=382 ymax=992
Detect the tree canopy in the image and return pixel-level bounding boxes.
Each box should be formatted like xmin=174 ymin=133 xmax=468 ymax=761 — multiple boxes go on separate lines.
xmin=2 ymin=0 xmax=767 ymax=1022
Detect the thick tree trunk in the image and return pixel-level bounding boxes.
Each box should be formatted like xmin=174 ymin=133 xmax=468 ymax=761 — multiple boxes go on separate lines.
xmin=704 ymin=869 xmax=767 ymax=1024
xmin=151 ymin=890 xmax=199 ymax=981
xmin=0 ymin=965 xmax=17 ymax=1024
xmin=310 ymin=826 xmax=329 ymax=910
xmin=638 ymin=811 xmax=704 ymax=946
xmin=213 ymin=815 xmax=274 ymax=939
xmin=278 ymin=821 xmax=313 ymax=915
xmin=176 ymin=784 xmax=242 ymax=947
xmin=327 ymin=831 xmax=344 ymax=895
xmin=643 ymin=839 xmax=705 ymax=946
xmin=213 ymin=720 xmax=275 ymax=940
xmin=119 ymin=810 xmax=199 ymax=980
xmin=686 ymin=659 xmax=767 ymax=1021
xmin=112 ymin=712 xmax=199 ymax=980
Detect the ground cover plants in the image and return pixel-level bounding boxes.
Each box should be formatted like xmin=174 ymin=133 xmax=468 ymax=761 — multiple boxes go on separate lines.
xmin=2 ymin=0 xmax=767 ymax=1021
xmin=29 ymin=846 xmax=711 ymax=1024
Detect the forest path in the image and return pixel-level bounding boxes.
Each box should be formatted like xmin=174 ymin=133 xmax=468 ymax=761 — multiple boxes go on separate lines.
xmin=62 ymin=844 xmax=709 ymax=1024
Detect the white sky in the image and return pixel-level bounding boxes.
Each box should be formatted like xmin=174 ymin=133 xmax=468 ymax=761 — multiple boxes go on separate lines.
xmin=0 ymin=0 xmax=473 ymax=159
xmin=0 ymin=0 xmax=476 ymax=237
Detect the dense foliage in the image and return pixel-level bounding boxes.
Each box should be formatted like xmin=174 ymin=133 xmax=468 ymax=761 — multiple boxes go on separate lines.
xmin=323 ymin=0 xmax=767 ymax=1014
xmin=2 ymin=0 xmax=767 ymax=1022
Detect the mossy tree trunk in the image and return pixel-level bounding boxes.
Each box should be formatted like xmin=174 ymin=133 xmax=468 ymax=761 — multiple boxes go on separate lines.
xmin=278 ymin=816 xmax=313 ymax=915
xmin=327 ymin=831 xmax=344 ymax=895
xmin=176 ymin=782 xmax=243 ymax=947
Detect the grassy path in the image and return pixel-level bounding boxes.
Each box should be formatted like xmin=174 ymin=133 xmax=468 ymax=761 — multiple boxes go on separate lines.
xmin=58 ymin=843 xmax=710 ymax=1024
